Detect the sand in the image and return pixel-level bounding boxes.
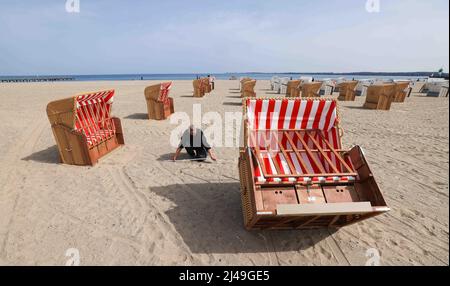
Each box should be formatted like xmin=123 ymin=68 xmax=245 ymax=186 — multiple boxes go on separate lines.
xmin=0 ymin=80 xmax=448 ymax=266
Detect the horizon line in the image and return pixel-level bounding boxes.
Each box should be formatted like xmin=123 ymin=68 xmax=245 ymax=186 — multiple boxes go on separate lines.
xmin=1 ymin=71 xmax=448 ymax=77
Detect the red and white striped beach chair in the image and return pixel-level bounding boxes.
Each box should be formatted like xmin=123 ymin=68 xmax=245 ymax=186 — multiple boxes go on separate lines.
xmin=238 ymin=98 xmax=390 ymax=230
xmin=145 ymin=82 xmax=175 ymax=120
xmin=47 ymin=90 xmax=125 ymax=166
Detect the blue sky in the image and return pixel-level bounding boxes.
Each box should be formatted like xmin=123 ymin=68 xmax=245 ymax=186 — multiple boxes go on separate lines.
xmin=0 ymin=0 xmax=448 ymax=75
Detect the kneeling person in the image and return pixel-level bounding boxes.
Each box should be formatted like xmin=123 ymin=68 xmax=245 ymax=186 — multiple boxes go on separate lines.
xmin=173 ymin=125 xmax=217 ymax=161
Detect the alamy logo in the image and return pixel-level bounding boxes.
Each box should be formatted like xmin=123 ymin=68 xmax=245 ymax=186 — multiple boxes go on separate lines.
xmin=366 ymin=0 xmax=381 ymax=13
xmin=65 ymin=248 xmax=81 ymax=266
xmin=365 ymin=248 xmax=381 ymax=266
xmin=66 ymin=0 xmax=80 ymax=13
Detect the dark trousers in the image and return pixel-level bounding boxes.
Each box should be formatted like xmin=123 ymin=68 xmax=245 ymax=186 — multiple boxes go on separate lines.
xmin=185 ymin=147 xmax=208 ymax=160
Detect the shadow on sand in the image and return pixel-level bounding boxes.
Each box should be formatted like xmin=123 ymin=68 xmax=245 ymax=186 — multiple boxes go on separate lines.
xmin=149 ymin=182 xmax=335 ymax=254
xmin=157 ymin=153 xmax=214 ymax=164
xmin=223 ymin=102 xmax=243 ymax=107
xmin=124 ymin=113 xmax=148 ymax=120
xmin=342 ymin=106 xmax=367 ymax=110
xmin=22 ymin=145 xmax=60 ymax=165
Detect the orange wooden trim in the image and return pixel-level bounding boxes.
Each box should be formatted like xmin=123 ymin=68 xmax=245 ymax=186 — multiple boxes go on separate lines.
xmin=294 ymin=131 xmax=327 ymax=174
xmin=284 ymin=132 xmax=310 ymax=173
xmin=272 ymin=134 xmax=297 ymax=175
xmin=260 ymin=132 xmax=283 ymax=175
xmin=249 ymin=132 xmax=270 ymax=178
xmin=317 ymin=131 xmax=354 ymax=173
xmin=304 ymin=131 xmax=340 ymax=174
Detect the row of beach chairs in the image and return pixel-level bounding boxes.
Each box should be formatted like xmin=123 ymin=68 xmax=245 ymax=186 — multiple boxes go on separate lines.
xmin=193 ymin=77 xmax=213 ymax=97
xmin=262 ymin=77 xmax=417 ymax=111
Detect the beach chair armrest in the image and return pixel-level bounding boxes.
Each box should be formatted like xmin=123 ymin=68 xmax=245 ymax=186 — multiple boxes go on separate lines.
xmin=51 ymin=123 xmax=84 ymax=137
xmin=112 ymin=117 xmax=125 ymax=144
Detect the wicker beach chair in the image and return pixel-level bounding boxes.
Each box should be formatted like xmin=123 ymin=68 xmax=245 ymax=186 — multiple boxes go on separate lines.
xmin=193 ymin=79 xmax=205 ymax=97
xmin=319 ymin=80 xmax=336 ymax=96
xmin=289 ymin=81 xmax=303 ymax=97
xmin=279 ymin=78 xmax=290 ymax=94
xmin=302 ymin=82 xmax=323 ymax=98
xmin=439 ymin=84 xmax=449 ymax=97
xmin=240 ymin=78 xmax=252 ymax=92
xmin=290 ymin=82 xmax=323 ymax=98
xmin=337 ymin=81 xmax=359 ymax=101
xmin=238 ymin=98 xmax=389 ymax=230
xmin=355 ymin=80 xmax=372 ymax=97
xmin=286 ymin=80 xmax=301 ymax=96
xmin=144 ymin=82 xmax=175 ymax=120
xmin=392 ymin=81 xmax=412 ymax=103
xmin=242 ymin=80 xmax=257 ymax=98
xmin=363 ymin=83 xmax=396 ymax=110
xmin=203 ymin=78 xmax=212 ymax=93
xmin=46 ymin=90 xmax=125 ymax=166
xmin=426 ymin=81 xmax=449 ymax=97
xmin=270 ymin=76 xmax=281 ymax=92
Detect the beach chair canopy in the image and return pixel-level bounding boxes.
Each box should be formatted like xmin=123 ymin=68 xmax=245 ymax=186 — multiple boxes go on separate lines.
xmin=47 ymin=90 xmax=117 ymax=147
xmin=159 ymin=82 xmax=172 ymax=102
xmin=145 ymin=82 xmax=172 ymax=103
xmin=244 ymin=98 xmax=356 ymax=185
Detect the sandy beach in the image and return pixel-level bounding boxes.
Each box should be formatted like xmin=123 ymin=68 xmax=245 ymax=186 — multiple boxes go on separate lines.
xmin=0 ymin=79 xmax=448 ymax=266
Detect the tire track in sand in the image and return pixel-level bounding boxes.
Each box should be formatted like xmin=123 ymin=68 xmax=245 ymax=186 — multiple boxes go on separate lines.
xmin=0 ymin=120 xmax=46 ymax=259
xmin=105 ymin=165 xmax=197 ymax=264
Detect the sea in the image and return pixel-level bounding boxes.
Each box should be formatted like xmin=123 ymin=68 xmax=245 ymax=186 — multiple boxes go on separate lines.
xmin=0 ymin=73 xmax=429 ymax=82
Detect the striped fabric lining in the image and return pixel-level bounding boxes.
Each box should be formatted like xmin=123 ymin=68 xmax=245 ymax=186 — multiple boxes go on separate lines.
xmin=252 ymin=130 xmax=355 ymax=184
xmin=158 ymin=82 xmax=173 ymax=103
xmin=246 ymin=99 xmax=353 ymax=184
xmin=246 ymin=99 xmax=338 ymax=132
xmin=74 ymin=90 xmax=116 ymax=147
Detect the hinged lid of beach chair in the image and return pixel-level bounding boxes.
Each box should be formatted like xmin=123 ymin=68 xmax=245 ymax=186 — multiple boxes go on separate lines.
xmin=47 ymin=90 xmax=115 ymax=132
xmin=145 ymin=82 xmax=173 ymax=103
xmin=244 ymin=98 xmax=358 ymax=185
